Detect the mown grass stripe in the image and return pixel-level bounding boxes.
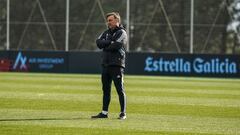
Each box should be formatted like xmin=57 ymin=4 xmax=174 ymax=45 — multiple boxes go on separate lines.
xmin=0 ymin=78 xmax=240 ymax=91
xmin=0 ymin=109 xmax=239 ymax=135
xmin=1 ymin=72 xmax=238 ymax=82
xmin=126 ymin=75 xmax=240 ymax=82
xmin=0 ymin=125 xmax=220 ymax=135
xmin=0 ymin=72 xmax=100 ymax=79
xmin=0 ymin=98 xmax=239 ymax=118
xmin=1 ymin=73 xmax=240 ymax=91
xmin=130 ymin=88 xmax=240 ymax=96
xmin=1 ymin=81 xmax=240 ymax=95
xmin=0 ymin=76 xmax=100 ymax=84
xmin=1 ymin=80 xmax=239 ymax=92
xmin=2 ymin=76 xmax=239 ymax=87
xmin=1 ymin=81 xmax=240 ymax=100
xmin=1 ymin=86 xmax=240 ymax=100
xmin=1 ymin=91 xmax=239 ymax=108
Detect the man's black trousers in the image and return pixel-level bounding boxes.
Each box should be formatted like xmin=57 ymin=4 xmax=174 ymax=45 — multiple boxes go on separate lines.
xmin=101 ymin=66 xmax=126 ymax=113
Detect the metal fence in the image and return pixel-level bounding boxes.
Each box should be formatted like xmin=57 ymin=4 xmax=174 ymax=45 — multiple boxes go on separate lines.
xmin=0 ymin=0 xmax=240 ymax=54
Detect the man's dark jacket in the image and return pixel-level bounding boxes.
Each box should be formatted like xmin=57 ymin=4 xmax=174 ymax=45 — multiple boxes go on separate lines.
xmin=96 ymin=25 xmax=127 ymax=68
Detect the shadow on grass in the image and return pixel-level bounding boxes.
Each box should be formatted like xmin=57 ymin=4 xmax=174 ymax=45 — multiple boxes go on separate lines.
xmin=0 ymin=117 xmax=86 ymax=122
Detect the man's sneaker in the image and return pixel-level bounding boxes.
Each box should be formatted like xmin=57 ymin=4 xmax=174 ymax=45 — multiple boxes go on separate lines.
xmin=118 ymin=113 xmax=126 ymax=120
xmin=91 ymin=113 xmax=108 ymax=119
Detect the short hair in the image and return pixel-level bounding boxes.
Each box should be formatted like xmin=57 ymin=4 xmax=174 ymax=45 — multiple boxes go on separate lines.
xmin=106 ymin=12 xmax=121 ymax=23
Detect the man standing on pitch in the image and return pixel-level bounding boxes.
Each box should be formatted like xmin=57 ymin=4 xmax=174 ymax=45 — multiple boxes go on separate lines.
xmin=91 ymin=12 xmax=127 ymax=120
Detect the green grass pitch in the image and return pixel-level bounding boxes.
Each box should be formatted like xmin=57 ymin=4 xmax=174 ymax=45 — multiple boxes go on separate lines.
xmin=0 ymin=72 xmax=239 ymax=135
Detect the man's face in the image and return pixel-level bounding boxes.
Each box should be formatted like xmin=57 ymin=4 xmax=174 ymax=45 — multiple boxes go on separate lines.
xmin=107 ymin=15 xmax=119 ymax=29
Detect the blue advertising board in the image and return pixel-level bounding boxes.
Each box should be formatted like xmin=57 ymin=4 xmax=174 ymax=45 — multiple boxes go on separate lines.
xmin=127 ymin=53 xmax=240 ymax=77
xmin=8 ymin=51 xmax=68 ymax=73
xmin=0 ymin=50 xmax=239 ymax=78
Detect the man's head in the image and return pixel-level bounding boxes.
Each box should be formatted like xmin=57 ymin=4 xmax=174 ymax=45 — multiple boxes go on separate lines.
xmin=106 ymin=12 xmax=121 ymax=29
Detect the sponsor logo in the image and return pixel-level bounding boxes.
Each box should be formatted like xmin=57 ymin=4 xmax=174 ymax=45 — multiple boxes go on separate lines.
xmin=144 ymin=57 xmax=191 ymax=73
xmin=12 ymin=51 xmax=65 ymax=71
xmin=193 ymin=58 xmax=237 ymax=74
xmin=29 ymin=57 xmax=64 ymax=70
xmin=144 ymin=56 xmax=238 ymax=74
xmin=13 ymin=52 xmax=28 ymax=70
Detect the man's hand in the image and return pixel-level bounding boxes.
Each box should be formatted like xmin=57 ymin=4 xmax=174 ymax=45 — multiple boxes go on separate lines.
xmin=96 ymin=39 xmax=111 ymax=49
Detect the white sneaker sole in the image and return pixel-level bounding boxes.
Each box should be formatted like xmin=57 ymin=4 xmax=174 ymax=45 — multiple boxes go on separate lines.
xmin=119 ymin=116 xmax=126 ymax=120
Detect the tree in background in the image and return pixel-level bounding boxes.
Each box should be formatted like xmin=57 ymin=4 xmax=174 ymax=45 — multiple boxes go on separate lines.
xmin=0 ymin=0 xmax=7 ymax=49
xmin=227 ymin=0 xmax=240 ymax=53
xmin=0 ymin=0 xmax=239 ymax=54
